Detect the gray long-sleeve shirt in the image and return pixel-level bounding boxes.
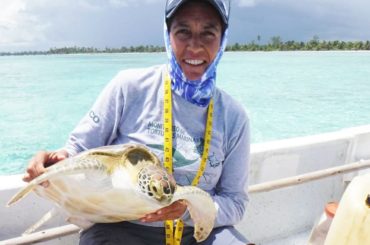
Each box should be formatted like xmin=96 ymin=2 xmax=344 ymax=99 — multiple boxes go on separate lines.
xmin=64 ymin=64 xmax=250 ymax=227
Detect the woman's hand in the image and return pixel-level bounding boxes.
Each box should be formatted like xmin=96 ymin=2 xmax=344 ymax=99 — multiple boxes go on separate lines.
xmin=140 ymin=200 xmax=187 ymax=222
xmin=23 ymin=150 xmax=68 ymax=186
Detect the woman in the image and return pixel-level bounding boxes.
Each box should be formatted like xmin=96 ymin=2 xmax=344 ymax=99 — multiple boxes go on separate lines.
xmin=23 ymin=0 xmax=250 ymax=244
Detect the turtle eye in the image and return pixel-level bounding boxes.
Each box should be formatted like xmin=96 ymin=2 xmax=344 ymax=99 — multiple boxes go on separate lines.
xmin=163 ymin=186 xmax=171 ymax=194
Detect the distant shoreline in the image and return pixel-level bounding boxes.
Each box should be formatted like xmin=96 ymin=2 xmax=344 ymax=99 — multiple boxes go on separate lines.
xmin=1 ymin=39 xmax=370 ymax=56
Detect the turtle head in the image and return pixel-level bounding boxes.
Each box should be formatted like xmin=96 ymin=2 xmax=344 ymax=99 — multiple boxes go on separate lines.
xmin=138 ymin=165 xmax=176 ymax=203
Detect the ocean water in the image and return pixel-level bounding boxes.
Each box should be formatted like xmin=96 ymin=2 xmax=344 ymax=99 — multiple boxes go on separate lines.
xmin=1 ymin=51 xmax=370 ymax=174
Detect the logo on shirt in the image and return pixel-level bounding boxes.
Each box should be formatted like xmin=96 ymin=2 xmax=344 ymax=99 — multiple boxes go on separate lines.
xmin=147 ymin=144 xmax=198 ymax=168
xmin=146 ymin=121 xmax=221 ymax=169
xmin=89 ymin=110 xmax=100 ymax=123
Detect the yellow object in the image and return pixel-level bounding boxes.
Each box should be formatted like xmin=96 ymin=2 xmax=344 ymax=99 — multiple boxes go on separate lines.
xmin=163 ymin=73 xmax=173 ymax=175
xmin=163 ymin=73 xmax=214 ymax=245
xmin=325 ymin=173 xmax=370 ymax=245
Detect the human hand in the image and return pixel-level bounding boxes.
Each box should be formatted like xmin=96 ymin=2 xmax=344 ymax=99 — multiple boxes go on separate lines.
xmin=140 ymin=200 xmax=187 ymax=222
xmin=23 ymin=150 xmax=68 ymax=186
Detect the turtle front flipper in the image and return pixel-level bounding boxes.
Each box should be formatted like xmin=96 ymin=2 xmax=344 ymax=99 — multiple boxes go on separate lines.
xmin=172 ymin=186 xmax=216 ymax=242
xmin=7 ymin=156 xmax=106 ymax=207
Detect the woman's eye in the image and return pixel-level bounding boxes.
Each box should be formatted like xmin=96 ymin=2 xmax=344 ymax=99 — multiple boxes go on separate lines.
xmin=202 ymin=31 xmax=217 ymax=42
xmin=203 ymin=31 xmax=216 ymax=37
xmin=177 ymin=29 xmax=188 ymax=34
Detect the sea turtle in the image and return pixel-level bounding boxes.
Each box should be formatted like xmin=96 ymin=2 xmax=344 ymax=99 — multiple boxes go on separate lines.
xmin=7 ymin=144 xmax=216 ymax=242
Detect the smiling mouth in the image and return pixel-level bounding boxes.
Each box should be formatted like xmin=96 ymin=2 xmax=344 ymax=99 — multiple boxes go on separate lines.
xmin=184 ymin=59 xmax=205 ymax=66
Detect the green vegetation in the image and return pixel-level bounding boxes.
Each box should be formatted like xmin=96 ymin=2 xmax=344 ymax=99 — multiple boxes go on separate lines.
xmin=1 ymin=36 xmax=370 ymax=56
xmin=226 ymin=36 xmax=370 ymax=51
xmin=0 ymin=45 xmax=166 ymax=56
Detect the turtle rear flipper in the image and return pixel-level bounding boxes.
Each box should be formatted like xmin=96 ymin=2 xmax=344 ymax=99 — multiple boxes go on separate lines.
xmin=172 ymin=186 xmax=216 ymax=242
xmin=66 ymin=216 xmax=93 ymax=230
xmin=23 ymin=208 xmax=59 ymax=234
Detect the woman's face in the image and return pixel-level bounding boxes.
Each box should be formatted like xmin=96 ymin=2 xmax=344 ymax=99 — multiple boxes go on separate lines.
xmin=169 ymin=2 xmax=222 ymax=81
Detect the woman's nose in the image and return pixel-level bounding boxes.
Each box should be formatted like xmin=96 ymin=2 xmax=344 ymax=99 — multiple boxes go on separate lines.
xmin=188 ymin=35 xmax=203 ymax=51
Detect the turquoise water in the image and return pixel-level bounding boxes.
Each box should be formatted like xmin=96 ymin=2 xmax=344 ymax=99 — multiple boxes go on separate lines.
xmin=1 ymin=51 xmax=370 ymax=174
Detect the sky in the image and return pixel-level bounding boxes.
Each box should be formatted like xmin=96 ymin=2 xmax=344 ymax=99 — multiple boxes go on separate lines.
xmin=1 ymin=0 xmax=370 ymax=52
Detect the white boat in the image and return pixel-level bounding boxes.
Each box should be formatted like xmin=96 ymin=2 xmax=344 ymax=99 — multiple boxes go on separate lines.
xmin=1 ymin=125 xmax=370 ymax=244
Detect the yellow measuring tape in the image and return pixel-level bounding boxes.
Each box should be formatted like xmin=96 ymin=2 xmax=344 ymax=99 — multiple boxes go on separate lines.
xmin=163 ymin=73 xmax=214 ymax=245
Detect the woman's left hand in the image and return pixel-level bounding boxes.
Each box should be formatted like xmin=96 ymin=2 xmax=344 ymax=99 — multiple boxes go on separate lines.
xmin=140 ymin=200 xmax=187 ymax=222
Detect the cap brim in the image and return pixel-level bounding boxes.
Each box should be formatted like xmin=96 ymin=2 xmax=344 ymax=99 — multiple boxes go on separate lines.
xmin=165 ymin=0 xmax=229 ymax=26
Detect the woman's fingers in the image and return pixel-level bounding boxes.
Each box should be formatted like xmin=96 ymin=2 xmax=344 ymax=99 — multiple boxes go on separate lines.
xmin=23 ymin=151 xmax=48 ymax=182
xmin=22 ymin=150 xmax=67 ymax=185
xmin=140 ymin=200 xmax=187 ymax=222
xmin=48 ymin=151 xmax=67 ymax=165
xmin=34 ymin=151 xmax=49 ymax=176
xmin=23 ymin=151 xmax=49 ymax=186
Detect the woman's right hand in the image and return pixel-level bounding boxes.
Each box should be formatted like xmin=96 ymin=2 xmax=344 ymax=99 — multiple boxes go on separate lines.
xmin=23 ymin=150 xmax=68 ymax=186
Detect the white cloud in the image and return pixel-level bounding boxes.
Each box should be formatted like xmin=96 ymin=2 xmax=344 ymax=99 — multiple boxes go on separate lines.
xmin=0 ymin=0 xmax=110 ymax=50
xmin=108 ymin=0 xmax=131 ymax=7
xmin=237 ymin=0 xmax=257 ymax=7
xmin=0 ymin=0 xmax=49 ymax=47
xmin=78 ymin=0 xmax=162 ymax=8
xmin=0 ymin=0 xmax=369 ymax=51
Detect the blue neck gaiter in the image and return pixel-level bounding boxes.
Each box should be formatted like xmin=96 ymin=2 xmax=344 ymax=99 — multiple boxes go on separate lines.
xmin=164 ymin=22 xmax=228 ymax=107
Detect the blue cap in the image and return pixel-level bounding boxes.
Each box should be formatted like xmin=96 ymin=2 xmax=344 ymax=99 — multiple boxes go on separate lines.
xmin=165 ymin=0 xmax=230 ymax=27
